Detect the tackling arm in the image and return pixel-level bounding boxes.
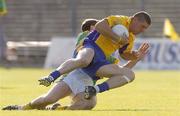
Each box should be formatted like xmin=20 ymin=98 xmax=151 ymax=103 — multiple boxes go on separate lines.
xmin=120 ymin=51 xmax=138 ymax=61
xmin=122 ymin=43 xmax=150 ymax=69
xmin=123 ymin=60 xmax=139 ymax=69
xmin=95 ymin=19 xmax=125 ymax=43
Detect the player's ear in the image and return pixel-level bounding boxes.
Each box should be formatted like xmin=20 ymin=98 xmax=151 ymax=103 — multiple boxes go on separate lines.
xmin=131 ymin=16 xmax=135 ymax=21
xmin=132 ymin=17 xmax=139 ymax=22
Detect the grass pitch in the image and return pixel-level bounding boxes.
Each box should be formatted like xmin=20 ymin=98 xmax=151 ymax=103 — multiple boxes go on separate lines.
xmin=0 ymin=68 xmax=180 ymax=116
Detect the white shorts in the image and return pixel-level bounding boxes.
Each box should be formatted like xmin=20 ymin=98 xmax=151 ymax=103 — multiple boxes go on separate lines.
xmin=62 ymin=69 xmax=94 ymax=96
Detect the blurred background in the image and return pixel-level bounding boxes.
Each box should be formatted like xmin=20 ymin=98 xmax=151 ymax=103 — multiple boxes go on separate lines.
xmin=0 ymin=0 xmax=180 ymax=69
xmin=1 ymin=1 xmax=180 ymax=115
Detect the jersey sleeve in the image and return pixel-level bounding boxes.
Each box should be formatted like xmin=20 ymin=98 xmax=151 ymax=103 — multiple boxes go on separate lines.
xmin=106 ymin=15 xmax=125 ymax=28
xmin=123 ymin=33 xmax=135 ymax=53
xmin=106 ymin=15 xmax=128 ymax=28
xmin=76 ymin=31 xmax=89 ymax=46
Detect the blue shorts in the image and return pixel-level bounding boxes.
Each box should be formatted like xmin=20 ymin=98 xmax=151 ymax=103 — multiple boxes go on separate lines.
xmin=73 ymin=39 xmax=111 ymax=80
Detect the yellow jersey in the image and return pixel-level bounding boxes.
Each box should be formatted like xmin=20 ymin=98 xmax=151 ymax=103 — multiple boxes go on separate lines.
xmin=95 ymin=15 xmax=135 ymax=57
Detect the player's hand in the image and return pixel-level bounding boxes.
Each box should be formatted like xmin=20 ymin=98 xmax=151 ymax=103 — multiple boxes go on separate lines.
xmin=38 ymin=76 xmax=54 ymax=87
xmin=118 ymin=33 xmax=129 ymax=45
xmin=134 ymin=43 xmax=150 ymax=61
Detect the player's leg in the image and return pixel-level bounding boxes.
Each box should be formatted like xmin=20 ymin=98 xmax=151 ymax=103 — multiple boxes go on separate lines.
xmin=85 ymin=64 xmax=135 ymax=99
xmin=96 ymin=64 xmax=135 ymax=88
xmin=46 ymin=92 xmax=97 ymax=110
xmin=88 ymin=43 xmax=150 ymax=96
xmin=38 ymin=48 xmax=95 ymax=86
xmin=2 ymin=81 xmax=72 ymax=110
xmin=62 ymin=69 xmax=96 ymax=110
xmin=26 ymin=68 xmax=94 ymax=110
xmin=90 ymin=42 xmax=150 ymax=94
xmin=46 ymin=69 xmax=96 ymax=110
xmin=28 ymin=81 xmax=71 ymax=110
xmin=68 ymin=92 xmax=97 ymax=110
xmin=57 ymin=48 xmax=94 ymax=75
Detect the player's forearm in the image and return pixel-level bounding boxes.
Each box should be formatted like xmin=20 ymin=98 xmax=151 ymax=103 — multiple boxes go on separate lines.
xmin=120 ymin=52 xmax=137 ymax=61
xmin=123 ymin=60 xmax=139 ymax=69
xmin=95 ymin=19 xmax=120 ymax=43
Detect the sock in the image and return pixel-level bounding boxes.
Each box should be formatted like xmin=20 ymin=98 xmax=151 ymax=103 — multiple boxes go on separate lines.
xmin=94 ymin=85 xmax=100 ymax=93
xmin=50 ymin=70 xmax=61 ymax=81
xmin=96 ymin=82 xmax=109 ymax=93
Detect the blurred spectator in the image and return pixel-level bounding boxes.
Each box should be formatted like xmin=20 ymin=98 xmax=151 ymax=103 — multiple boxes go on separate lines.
xmin=0 ymin=0 xmax=7 ymax=16
xmin=0 ymin=0 xmax=7 ymax=63
xmin=0 ymin=22 xmax=6 ymax=62
xmin=6 ymin=47 xmax=18 ymax=62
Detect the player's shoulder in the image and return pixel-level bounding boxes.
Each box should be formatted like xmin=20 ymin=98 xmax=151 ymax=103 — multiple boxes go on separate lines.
xmin=77 ymin=31 xmax=89 ymax=37
xmin=108 ymin=15 xmax=129 ymax=20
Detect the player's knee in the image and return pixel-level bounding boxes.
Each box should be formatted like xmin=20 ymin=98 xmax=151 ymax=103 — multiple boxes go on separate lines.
xmin=82 ymin=99 xmax=97 ymax=110
xmin=86 ymin=99 xmax=97 ymax=109
xmin=74 ymin=98 xmax=96 ymax=110
xmin=77 ymin=58 xmax=91 ymax=67
xmin=120 ymin=68 xmax=135 ymax=83
xmin=125 ymin=69 xmax=135 ymax=83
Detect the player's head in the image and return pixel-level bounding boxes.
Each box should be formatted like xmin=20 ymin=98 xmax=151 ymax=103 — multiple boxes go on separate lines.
xmin=129 ymin=11 xmax=151 ymax=35
xmin=81 ymin=18 xmax=99 ymax=32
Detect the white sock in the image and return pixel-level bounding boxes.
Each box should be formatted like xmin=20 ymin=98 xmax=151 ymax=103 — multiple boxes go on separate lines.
xmin=94 ymin=85 xmax=100 ymax=93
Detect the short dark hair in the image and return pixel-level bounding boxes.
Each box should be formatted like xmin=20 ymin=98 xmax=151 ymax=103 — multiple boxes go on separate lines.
xmin=81 ymin=18 xmax=98 ymax=32
xmin=133 ymin=11 xmax=151 ymax=25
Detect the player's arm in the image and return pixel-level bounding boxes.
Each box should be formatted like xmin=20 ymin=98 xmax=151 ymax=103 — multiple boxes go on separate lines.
xmin=38 ymin=32 xmax=88 ymax=87
xmin=122 ymin=43 xmax=150 ymax=69
xmin=120 ymin=51 xmax=138 ymax=61
xmin=95 ymin=19 xmax=128 ymax=44
xmin=118 ymin=34 xmax=137 ymax=60
xmin=123 ymin=60 xmax=138 ymax=69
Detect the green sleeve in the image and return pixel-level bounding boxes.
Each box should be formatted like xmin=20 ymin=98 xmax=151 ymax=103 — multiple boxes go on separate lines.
xmin=106 ymin=55 xmax=119 ymax=64
xmin=76 ymin=31 xmax=89 ymax=46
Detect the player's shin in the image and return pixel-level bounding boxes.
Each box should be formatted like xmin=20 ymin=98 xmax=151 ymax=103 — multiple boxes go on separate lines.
xmin=20 ymin=103 xmax=34 ymax=110
xmin=105 ymin=75 xmax=134 ymax=90
xmin=95 ymin=75 xmax=134 ymax=93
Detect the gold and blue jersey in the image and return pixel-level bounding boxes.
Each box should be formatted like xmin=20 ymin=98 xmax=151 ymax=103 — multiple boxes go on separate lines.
xmin=88 ymin=15 xmax=135 ymax=57
xmin=74 ymin=15 xmax=136 ymax=79
xmin=75 ymin=30 xmax=120 ymax=64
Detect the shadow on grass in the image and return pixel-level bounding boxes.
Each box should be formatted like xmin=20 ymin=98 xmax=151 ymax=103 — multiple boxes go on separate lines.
xmin=92 ymin=109 xmax=168 ymax=111
xmin=0 ymin=86 xmax=15 ymax=90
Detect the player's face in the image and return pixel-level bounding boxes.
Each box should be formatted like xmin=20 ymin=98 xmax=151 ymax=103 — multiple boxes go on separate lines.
xmin=90 ymin=25 xmax=95 ymax=31
xmin=130 ymin=17 xmax=149 ymax=35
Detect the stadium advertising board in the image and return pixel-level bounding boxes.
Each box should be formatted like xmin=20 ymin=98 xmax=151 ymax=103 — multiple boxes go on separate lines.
xmin=44 ymin=37 xmax=180 ymax=70
xmin=134 ymin=39 xmax=180 ymax=69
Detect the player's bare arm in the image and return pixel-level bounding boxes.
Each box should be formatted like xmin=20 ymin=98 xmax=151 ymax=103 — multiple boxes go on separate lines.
xmin=95 ymin=19 xmax=128 ymax=44
xmin=123 ymin=43 xmax=150 ymax=68
xmin=120 ymin=42 xmax=150 ymax=61
xmin=120 ymin=50 xmax=142 ymax=61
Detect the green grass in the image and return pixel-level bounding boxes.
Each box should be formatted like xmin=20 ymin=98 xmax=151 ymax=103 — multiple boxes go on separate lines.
xmin=0 ymin=68 xmax=180 ymax=116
